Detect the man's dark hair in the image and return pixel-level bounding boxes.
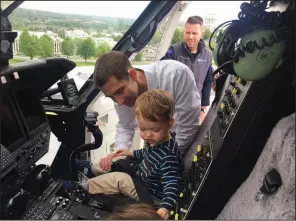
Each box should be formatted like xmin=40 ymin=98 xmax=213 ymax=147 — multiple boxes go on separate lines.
xmin=186 ymin=16 xmax=203 ymax=25
xmin=93 ymin=51 xmax=132 ymax=87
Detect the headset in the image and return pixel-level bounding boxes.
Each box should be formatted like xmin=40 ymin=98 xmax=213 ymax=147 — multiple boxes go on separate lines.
xmin=209 ymin=0 xmax=294 ymax=81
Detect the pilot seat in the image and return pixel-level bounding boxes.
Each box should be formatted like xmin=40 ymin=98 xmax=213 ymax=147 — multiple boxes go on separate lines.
xmin=217 ymin=113 xmax=295 ymax=219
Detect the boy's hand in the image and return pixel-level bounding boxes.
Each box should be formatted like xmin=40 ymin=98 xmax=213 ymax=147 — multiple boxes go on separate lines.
xmin=157 ymin=208 xmax=169 ymax=220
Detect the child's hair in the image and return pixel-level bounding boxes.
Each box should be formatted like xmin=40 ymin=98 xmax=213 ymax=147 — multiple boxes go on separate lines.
xmin=135 ymin=89 xmax=174 ymax=122
xmin=106 ymin=203 xmax=162 ymax=220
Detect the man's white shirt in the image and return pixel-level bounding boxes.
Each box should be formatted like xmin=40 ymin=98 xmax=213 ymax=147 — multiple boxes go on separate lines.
xmin=114 ymin=60 xmax=201 ymax=154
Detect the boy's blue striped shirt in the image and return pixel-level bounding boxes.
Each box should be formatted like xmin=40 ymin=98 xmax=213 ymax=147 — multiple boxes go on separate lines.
xmin=133 ymin=134 xmax=183 ymax=210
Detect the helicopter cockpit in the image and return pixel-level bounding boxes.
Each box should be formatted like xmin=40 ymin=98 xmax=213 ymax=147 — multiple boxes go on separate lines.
xmin=0 ymin=0 xmax=295 ymax=220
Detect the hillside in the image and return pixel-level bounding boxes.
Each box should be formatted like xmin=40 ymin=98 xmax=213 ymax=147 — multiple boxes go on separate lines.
xmin=9 ymin=8 xmax=136 ymax=37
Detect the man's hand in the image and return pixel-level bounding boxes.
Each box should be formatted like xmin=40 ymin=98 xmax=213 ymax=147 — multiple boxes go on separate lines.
xmin=99 ymin=152 xmax=117 ymax=172
xmin=157 ymin=208 xmax=169 ymax=220
xmin=200 ymin=111 xmax=206 ymax=123
xmin=99 ymin=149 xmax=133 ymax=172
xmin=200 ymin=106 xmax=208 ymax=123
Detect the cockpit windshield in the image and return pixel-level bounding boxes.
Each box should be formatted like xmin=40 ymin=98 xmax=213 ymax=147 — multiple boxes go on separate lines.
xmin=1 ymin=1 xmax=15 ymax=10
xmin=7 ymin=1 xmax=151 ymax=92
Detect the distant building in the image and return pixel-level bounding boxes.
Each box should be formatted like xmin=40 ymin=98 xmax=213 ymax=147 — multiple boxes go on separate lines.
xmin=65 ymin=29 xmax=89 ymax=39
xmin=92 ymin=37 xmax=117 ymax=48
xmin=12 ymin=30 xmax=22 ymax=54
xmin=12 ymin=30 xmax=63 ymax=55
xmin=113 ymin=32 xmax=123 ymax=37
xmin=142 ymin=45 xmax=157 ymax=61
xmin=89 ymin=30 xmax=98 ymax=37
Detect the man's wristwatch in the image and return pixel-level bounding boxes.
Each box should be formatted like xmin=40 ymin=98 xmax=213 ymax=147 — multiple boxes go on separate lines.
xmin=201 ymin=108 xmax=207 ymax=113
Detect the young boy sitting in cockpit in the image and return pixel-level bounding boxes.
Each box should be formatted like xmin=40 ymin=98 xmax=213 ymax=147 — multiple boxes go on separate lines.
xmin=64 ymin=89 xmax=183 ymax=219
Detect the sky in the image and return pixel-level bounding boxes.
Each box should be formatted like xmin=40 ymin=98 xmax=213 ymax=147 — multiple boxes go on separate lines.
xmin=19 ymin=1 xmax=246 ymax=23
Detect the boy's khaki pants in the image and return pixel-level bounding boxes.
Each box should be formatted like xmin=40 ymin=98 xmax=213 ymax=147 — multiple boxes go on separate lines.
xmin=88 ymin=156 xmax=139 ymax=200
xmin=87 ymin=171 xmax=138 ymax=200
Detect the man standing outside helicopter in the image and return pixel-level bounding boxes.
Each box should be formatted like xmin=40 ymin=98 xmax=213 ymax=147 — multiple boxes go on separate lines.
xmin=161 ymin=16 xmax=213 ymax=123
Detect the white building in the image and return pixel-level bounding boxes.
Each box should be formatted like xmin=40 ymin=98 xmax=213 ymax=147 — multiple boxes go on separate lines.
xmin=12 ymin=30 xmax=22 ymax=54
xmin=92 ymin=37 xmax=117 ymax=48
xmin=112 ymin=32 xmax=123 ymax=37
xmin=204 ymin=14 xmax=218 ymax=31
xmin=12 ymin=30 xmax=63 ymax=55
xmin=65 ymin=29 xmax=89 ymax=39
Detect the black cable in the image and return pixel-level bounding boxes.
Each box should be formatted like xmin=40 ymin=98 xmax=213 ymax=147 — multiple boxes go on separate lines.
xmin=208 ymin=20 xmax=233 ymax=51
xmin=212 ymin=60 xmax=235 ymax=76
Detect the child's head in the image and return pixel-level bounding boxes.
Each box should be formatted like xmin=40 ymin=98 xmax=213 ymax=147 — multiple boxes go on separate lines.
xmin=135 ymin=89 xmax=174 ymax=146
xmin=107 ymin=203 xmax=162 ymax=220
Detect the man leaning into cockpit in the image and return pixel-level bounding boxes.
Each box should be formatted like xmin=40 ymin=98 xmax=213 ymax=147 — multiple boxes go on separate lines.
xmin=77 ymin=50 xmax=201 ymax=176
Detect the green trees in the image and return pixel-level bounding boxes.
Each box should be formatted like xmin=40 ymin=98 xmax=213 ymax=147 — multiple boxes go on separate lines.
xmin=18 ymin=31 xmax=115 ymax=62
xmin=203 ymin=28 xmax=212 ymax=40
xmin=149 ymin=30 xmax=162 ymax=46
xmin=171 ymin=28 xmax=183 ymax=45
xmin=19 ymin=30 xmax=55 ymax=59
xmin=19 ymin=30 xmax=40 ymax=60
xmin=76 ymin=37 xmax=96 ymax=62
xmin=96 ymin=41 xmax=112 ymax=57
xmin=134 ymin=51 xmax=143 ymax=62
xmin=112 ymin=34 xmax=122 ymax=42
xmin=61 ymin=37 xmax=75 ymax=58
xmin=39 ymin=35 xmax=54 ymax=58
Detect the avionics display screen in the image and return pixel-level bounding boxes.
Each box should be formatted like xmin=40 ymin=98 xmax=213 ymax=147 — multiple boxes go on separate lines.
xmin=0 ymin=95 xmax=24 ymax=148
xmin=15 ymin=87 xmax=47 ymax=133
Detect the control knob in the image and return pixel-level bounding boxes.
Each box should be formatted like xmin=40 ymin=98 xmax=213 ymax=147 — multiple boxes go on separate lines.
xmin=26 ymin=155 xmax=33 ymax=161
xmin=236 ymin=77 xmax=247 ymax=86
xmin=221 ymin=102 xmax=230 ymax=114
xmin=225 ymin=89 xmax=231 ymax=96
xmin=232 ymin=87 xmax=241 ymax=96
xmin=220 ymin=121 xmax=227 ymax=130
xmin=230 ymin=81 xmax=236 ymax=87
xmin=217 ymin=110 xmax=223 ymax=119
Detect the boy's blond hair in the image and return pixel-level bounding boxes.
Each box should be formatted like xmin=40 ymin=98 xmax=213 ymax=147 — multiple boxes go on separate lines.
xmin=107 ymin=203 xmax=162 ymax=220
xmin=135 ymin=89 xmax=174 ymax=122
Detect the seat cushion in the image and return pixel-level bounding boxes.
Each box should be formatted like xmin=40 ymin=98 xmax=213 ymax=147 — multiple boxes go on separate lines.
xmin=217 ymin=113 xmax=295 ymax=219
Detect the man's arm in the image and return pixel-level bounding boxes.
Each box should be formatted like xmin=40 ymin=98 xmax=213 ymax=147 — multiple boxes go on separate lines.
xmin=169 ymin=66 xmax=201 ymax=154
xmin=114 ymin=103 xmax=137 ymax=150
xmin=160 ymin=46 xmax=175 ymax=60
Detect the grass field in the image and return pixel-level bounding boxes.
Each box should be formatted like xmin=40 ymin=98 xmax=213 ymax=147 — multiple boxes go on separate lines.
xmin=10 ymin=57 xmax=216 ymax=68
xmin=74 ymin=61 xmax=96 ymax=66
xmin=9 ymin=58 xmax=30 ymax=64
xmin=9 ymin=57 xmax=153 ymax=66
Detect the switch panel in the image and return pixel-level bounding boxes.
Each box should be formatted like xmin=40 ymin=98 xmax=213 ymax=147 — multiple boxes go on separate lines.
xmin=217 ymin=76 xmax=251 ymax=138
